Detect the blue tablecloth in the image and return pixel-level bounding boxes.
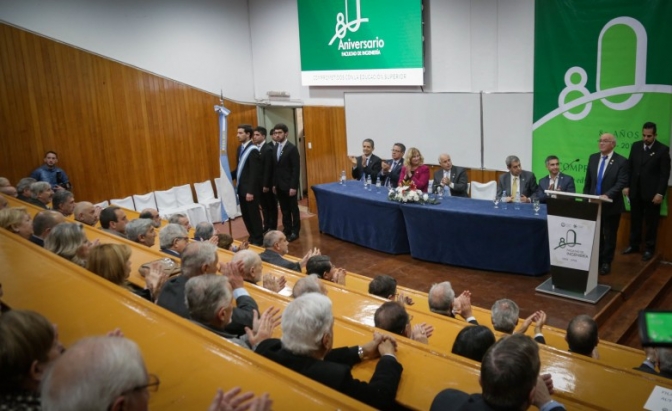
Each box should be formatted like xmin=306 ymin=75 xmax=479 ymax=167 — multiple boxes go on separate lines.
xmin=312 ymin=182 xmax=550 ymax=275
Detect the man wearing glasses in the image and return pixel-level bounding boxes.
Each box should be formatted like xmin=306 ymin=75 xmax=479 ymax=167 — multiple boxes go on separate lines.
xmin=379 ymin=143 xmax=406 ymax=187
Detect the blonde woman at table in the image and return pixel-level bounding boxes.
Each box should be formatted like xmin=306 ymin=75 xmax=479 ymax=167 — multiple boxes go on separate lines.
xmin=398 ymin=147 xmax=430 ymax=192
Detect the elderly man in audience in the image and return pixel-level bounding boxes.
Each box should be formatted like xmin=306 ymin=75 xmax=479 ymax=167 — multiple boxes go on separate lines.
xmin=99 ymin=206 xmax=129 ymax=239
xmin=431 ymin=334 xmax=565 ymax=411
xmin=168 ymin=213 xmax=191 ymax=231
xmin=451 ymin=325 xmax=496 ymax=363
xmin=157 ymin=242 xmax=258 ymax=336
xmin=259 ymin=230 xmax=320 ymax=272
xmin=291 ymin=274 xmax=328 ymax=298
xmin=27 ymin=181 xmax=54 ymax=209
xmin=566 ymin=314 xmax=599 ymax=359
xmin=433 ymin=153 xmax=469 ymax=197
xmin=139 ymin=207 xmax=162 ymax=228
xmin=51 ymin=190 xmax=75 ymax=217
xmin=0 ymin=177 xmax=9 ymax=188
xmin=497 ymin=155 xmax=538 ymax=203
xmin=16 ymin=177 xmax=36 ymax=202
xmin=30 ymin=150 xmax=71 ymax=191
xmin=374 ymin=301 xmax=434 ymax=345
xmin=29 ymin=210 xmax=66 ymax=247
xmin=40 ymin=336 xmax=271 ymax=411
xmin=74 ymin=201 xmax=99 ymax=226
xmin=126 ymin=218 xmax=157 ymax=248
xmin=368 ymin=274 xmax=414 ymax=306
xmin=306 ymin=255 xmax=346 ymax=285
xmin=428 ymin=282 xmax=478 ymax=324
xmin=158 ymin=223 xmax=189 ymax=257
xmin=0 ymin=185 xmax=17 ymax=198
xmin=232 ymin=249 xmax=286 ymax=292
xmin=637 ymin=348 xmax=672 ymax=380
xmin=186 ymin=274 xmax=280 ymax=350
xmin=0 ymin=194 xmax=7 ymax=210
xmin=193 ymin=221 xmax=217 ymax=242
xmin=256 ymin=293 xmax=403 ymax=410
xmin=491 ymin=299 xmax=546 ymax=344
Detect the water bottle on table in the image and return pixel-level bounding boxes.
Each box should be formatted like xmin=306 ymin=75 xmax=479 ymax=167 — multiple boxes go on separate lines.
xmin=514 ymin=190 xmax=521 ymax=210
xmin=375 ymin=176 xmax=381 ymax=192
xmin=427 ymin=180 xmax=434 ymax=197
xmin=366 ymin=175 xmax=372 ymax=191
xmin=501 ymin=190 xmax=507 ymax=210
xmin=340 ymin=170 xmax=346 ymax=185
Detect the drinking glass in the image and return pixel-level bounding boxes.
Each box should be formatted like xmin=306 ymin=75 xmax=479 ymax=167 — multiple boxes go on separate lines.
xmin=532 ymin=198 xmax=541 ymax=215
xmin=436 ymin=186 xmax=443 ymax=199
xmin=493 ymin=195 xmax=500 ymax=209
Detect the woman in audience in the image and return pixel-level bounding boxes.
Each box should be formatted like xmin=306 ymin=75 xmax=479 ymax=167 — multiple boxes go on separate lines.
xmin=451 ymin=325 xmax=496 ymax=362
xmin=0 ymin=310 xmax=65 ymax=409
xmin=87 ymin=243 xmax=168 ymax=303
xmin=0 ymin=207 xmax=33 ymax=240
xmin=44 ymin=222 xmax=93 ymax=267
xmin=398 ymin=147 xmax=430 ymax=192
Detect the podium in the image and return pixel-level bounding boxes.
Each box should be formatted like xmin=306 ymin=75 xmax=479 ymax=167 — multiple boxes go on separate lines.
xmin=535 ymin=190 xmax=612 ymax=304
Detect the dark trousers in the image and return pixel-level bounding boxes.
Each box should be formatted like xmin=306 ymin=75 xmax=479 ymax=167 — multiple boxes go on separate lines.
xmin=260 ymin=190 xmax=278 ymax=232
xmin=599 ymin=213 xmax=621 ymax=264
xmin=239 ymin=193 xmax=263 ymax=245
xmin=629 ymin=198 xmax=661 ymax=252
xmin=276 ymin=189 xmax=300 ymax=236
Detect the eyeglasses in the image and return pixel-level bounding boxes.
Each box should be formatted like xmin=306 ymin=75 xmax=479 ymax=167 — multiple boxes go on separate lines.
xmin=120 ymin=374 xmax=161 ymax=396
xmin=598 ymin=139 xmax=614 ymax=143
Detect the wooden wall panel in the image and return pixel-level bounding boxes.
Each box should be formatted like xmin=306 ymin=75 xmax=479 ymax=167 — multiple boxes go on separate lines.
xmin=0 ymin=23 xmax=256 ymax=203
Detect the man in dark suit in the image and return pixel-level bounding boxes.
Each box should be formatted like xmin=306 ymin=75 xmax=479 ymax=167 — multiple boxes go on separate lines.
xmin=272 ymin=124 xmax=301 ymax=242
xmin=349 ymin=138 xmax=382 ymax=182
xmin=232 ymin=124 xmax=263 ymax=246
xmin=536 ymin=155 xmax=576 ymax=203
xmin=256 ymin=293 xmax=404 ymax=410
xmin=497 ymin=155 xmax=538 ymax=202
xmin=566 ymin=315 xmax=599 ymax=359
xmin=428 ymin=282 xmax=478 ymax=325
xmin=433 ymin=154 xmax=469 ymax=197
xmin=254 ymin=126 xmax=278 ymax=233
xmin=431 ymin=334 xmax=565 ymax=411
xmin=258 ymin=230 xmax=319 ymax=273
xmin=583 ymin=133 xmax=629 ymax=275
xmin=379 ymin=143 xmax=405 ymax=187
xmin=623 ymin=122 xmax=671 ymax=261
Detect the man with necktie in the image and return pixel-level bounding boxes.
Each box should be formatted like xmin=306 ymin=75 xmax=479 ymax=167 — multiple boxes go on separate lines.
xmin=497 ymin=155 xmax=538 ymax=203
xmin=432 ymin=153 xmax=469 ymax=197
xmin=273 ymin=124 xmax=301 ymax=242
xmin=232 ymin=124 xmax=264 ymax=246
xmin=622 ymin=122 xmax=671 ymax=262
xmin=536 ymin=155 xmax=576 ymax=203
xmin=379 ymin=143 xmax=405 ymax=187
xmin=349 ymin=139 xmax=382 ymax=182
xmin=583 ymin=133 xmax=629 ymax=275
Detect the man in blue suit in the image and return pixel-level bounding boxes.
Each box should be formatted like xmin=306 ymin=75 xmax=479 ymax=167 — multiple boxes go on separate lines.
xmin=536 ymin=155 xmax=576 ymax=203
xmin=378 ymin=143 xmax=405 ymax=187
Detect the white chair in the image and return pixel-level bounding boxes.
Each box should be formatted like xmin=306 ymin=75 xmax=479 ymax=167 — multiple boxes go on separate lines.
xmin=94 ymin=200 xmax=110 ymax=209
xmin=132 ymin=192 xmax=157 ymax=212
xmin=155 ymin=187 xmax=209 ymax=225
xmin=194 ymin=180 xmax=225 ymax=223
xmin=109 ymin=196 xmax=135 ymax=211
xmin=470 ymin=181 xmax=497 ymax=200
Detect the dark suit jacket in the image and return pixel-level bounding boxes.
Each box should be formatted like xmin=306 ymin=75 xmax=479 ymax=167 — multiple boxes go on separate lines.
xmin=634 ymin=362 xmax=672 ymax=380
xmin=259 ymin=141 xmax=275 ymax=189
xmin=237 ymin=143 xmax=262 ymax=197
xmin=156 ymin=276 xmax=258 ymax=336
xmin=259 ymin=249 xmax=301 ymax=272
xmin=29 ymin=235 xmax=44 ymax=247
xmin=433 ymin=166 xmax=469 ymax=197
xmin=351 ymin=154 xmax=382 ymax=182
xmin=497 ymin=171 xmax=538 ymax=199
xmin=380 ymin=159 xmax=403 ymax=187
xmin=256 ymin=339 xmax=403 ymax=410
xmin=583 ymin=152 xmax=629 ymax=215
xmin=27 ymin=198 xmax=49 ymax=209
xmin=430 ymin=390 xmax=564 ymax=411
xmin=274 ymin=140 xmax=300 ymax=191
xmin=627 ymin=140 xmax=671 ymax=201
xmin=536 ymin=173 xmax=576 ymax=203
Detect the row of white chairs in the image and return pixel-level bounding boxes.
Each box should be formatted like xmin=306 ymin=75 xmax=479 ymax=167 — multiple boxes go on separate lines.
xmin=106 ymin=180 xmax=227 ymax=225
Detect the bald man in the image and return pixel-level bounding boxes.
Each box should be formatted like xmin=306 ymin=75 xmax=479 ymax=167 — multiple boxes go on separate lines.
xmin=74 ymin=201 xmax=99 ymax=226
xmin=30 ymin=210 xmax=66 ymax=247
xmin=432 ymin=154 xmax=469 ymax=197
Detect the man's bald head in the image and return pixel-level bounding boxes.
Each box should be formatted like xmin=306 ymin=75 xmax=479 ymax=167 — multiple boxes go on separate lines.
xmin=33 ymin=210 xmax=66 ymax=238
xmin=74 ymin=202 xmax=98 ymax=226
xmin=0 ymin=186 xmax=17 ymax=197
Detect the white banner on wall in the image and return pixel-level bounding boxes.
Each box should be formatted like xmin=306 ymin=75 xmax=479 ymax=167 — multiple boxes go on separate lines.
xmin=547 ymin=215 xmax=595 ymax=272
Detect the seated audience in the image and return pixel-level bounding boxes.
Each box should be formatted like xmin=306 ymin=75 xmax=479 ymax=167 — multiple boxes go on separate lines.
xmin=0 ymin=207 xmax=33 ymax=240
xmin=291 ymin=274 xmax=328 ymax=298
xmin=0 ymin=310 xmax=65 ymax=409
xmin=374 ymin=301 xmax=434 ymax=345
xmin=87 ymin=243 xmax=167 ymax=302
xmin=28 ymin=181 xmax=54 ymax=209
xmin=398 ymin=147 xmax=430 ymax=192
xmin=368 ymin=274 xmax=414 ymax=305
xmin=0 ymin=185 xmax=17 ymax=197
xmin=429 ymin=282 xmax=477 ymax=324
xmin=157 ymin=242 xmax=257 ymax=336
xmin=16 ymin=177 xmax=36 ymax=202
xmin=125 ymin=218 xmax=157 ymax=248
xmin=217 ymin=233 xmax=248 ymax=252
xmin=168 ymin=213 xmax=191 ymax=231
xmin=431 ymin=334 xmax=565 ymax=411
xmin=51 ymin=190 xmax=75 ymax=217
xmin=158 ymin=223 xmax=189 ymax=257
xmin=232 ymin=249 xmax=286 ymax=292
xmin=194 ymin=221 xmax=217 ymax=242
xmin=306 ymin=255 xmax=346 ymax=285
xmin=30 ymin=150 xmax=71 ymax=191
xmin=536 ymin=155 xmax=576 ymax=203
xmin=185 ymin=274 xmax=280 ymax=349
xmin=259 ymin=230 xmax=319 ymax=272
xmin=451 ymin=325 xmax=496 ymax=362
xmin=30 ymin=210 xmax=66 ymax=247
xmin=45 ymin=222 xmax=95 ymax=267
xmin=256 ymin=293 xmax=403 ymax=410
xmin=491 ymin=299 xmax=546 ymax=343
xmin=99 ymin=206 xmax=129 ymax=239
xmin=139 ymin=207 xmax=162 ymax=228
xmin=433 ymin=154 xmax=469 ymax=197
xmin=40 ymin=336 xmax=271 ymax=411
xmin=566 ymin=314 xmax=599 ymax=359
xmin=497 ymin=155 xmax=538 ymax=203
xmin=0 ymin=177 xmax=9 ymax=187
xmin=0 ymin=194 xmax=7 ymax=210
xmin=73 ymin=201 xmax=99 ymax=226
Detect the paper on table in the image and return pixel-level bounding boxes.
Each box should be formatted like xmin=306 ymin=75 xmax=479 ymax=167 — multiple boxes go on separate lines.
xmin=644 ymin=385 xmax=672 ymax=411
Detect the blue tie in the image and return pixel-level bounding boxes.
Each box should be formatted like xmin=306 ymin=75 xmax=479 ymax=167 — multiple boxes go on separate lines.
xmin=596 ymin=155 xmax=608 ymax=194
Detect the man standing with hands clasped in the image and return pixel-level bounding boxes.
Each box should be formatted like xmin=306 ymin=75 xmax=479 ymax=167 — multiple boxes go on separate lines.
xmin=622 ymin=122 xmax=671 ymax=262
xmin=273 ymin=124 xmax=301 ymax=242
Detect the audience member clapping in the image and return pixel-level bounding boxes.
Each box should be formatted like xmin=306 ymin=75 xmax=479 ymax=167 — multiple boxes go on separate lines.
xmin=45 ymin=222 xmax=96 ymax=267
xmin=566 ymin=314 xmax=599 ymax=359
xmin=491 ymin=299 xmax=546 ymax=343
xmin=232 ymin=249 xmax=286 ymax=292
xmin=451 ymin=325 xmax=496 ymax=362
xmin=368 ymin=274 xmax=414 ymax=305
xmin=429 ymin=282 xmax=476 ymax=323
xmin=259 ymin=230 xmax=319 ymax=272
xmin=126 ymin=218 xmax=157 ymax=248
xmin=194 ymin=221 xmax=218 ymax=242
xmin=374 ymin=301 xmax=434 ymax=344
xmin=0 ymin=207 xmax=33 ymax=240
xmin=291 ymin=274 xmax=328 ymax=298
xmin=306 ymin=255 xmax=346 ymax=285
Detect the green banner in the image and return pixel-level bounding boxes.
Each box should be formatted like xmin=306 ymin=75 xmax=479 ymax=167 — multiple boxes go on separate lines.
xmin=533 ymin=0 xmax=672 ymax=214
xmin=297 ymin=0 xmax=423 ymax=86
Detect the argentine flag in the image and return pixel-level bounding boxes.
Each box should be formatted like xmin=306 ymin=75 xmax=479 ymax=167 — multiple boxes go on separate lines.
xmin=215 ymin=105 xmax=241 ymax=219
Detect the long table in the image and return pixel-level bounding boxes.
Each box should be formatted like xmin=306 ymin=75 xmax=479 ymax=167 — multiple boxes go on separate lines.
xmin=313 ymin=181 xmax=550 ymax=276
